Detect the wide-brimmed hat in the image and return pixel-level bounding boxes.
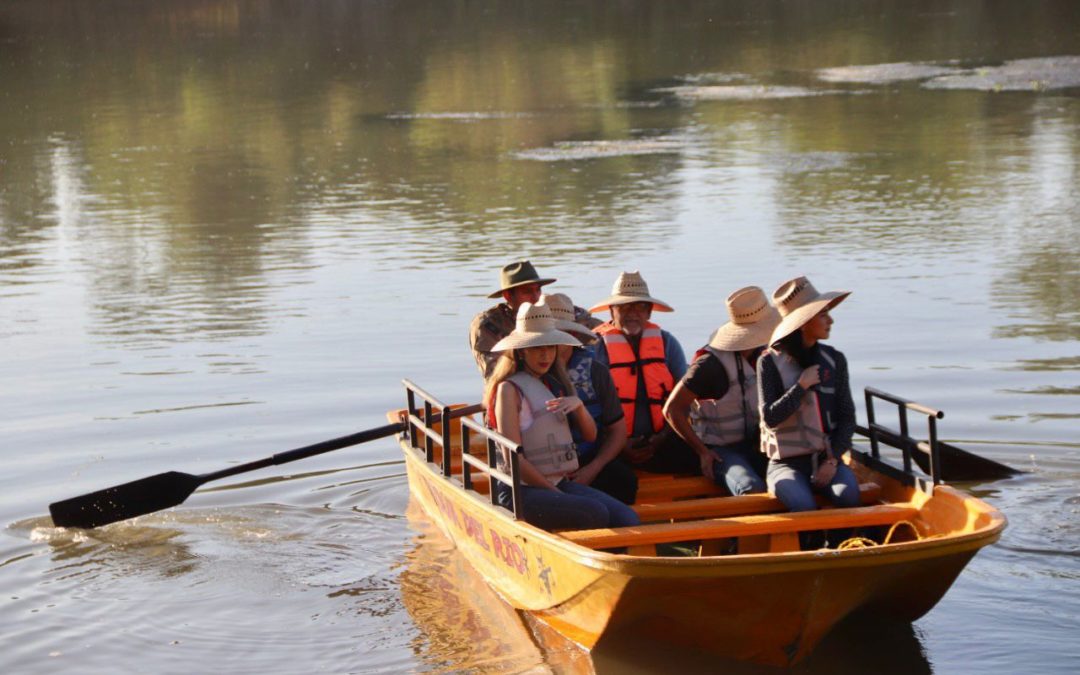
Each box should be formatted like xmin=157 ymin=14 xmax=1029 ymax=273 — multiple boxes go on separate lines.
xmin=708 ymin=286 xmax=782 ymax=351
xmin=540 ymin=292 xmax=596 ymax=339
xmin=490 ymin=301 xmax=583 ymax=352
xmin=588 ymin=270 xmax=674 ymax=313
xmin=769 ymin=276 xmax=851 ymax=345
xmin=487 ymin=260 xmax=556 ymax=299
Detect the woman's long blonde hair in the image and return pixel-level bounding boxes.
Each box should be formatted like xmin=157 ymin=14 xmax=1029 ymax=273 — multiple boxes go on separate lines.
xmin=484 ymin=347 xmax=574 ymax=417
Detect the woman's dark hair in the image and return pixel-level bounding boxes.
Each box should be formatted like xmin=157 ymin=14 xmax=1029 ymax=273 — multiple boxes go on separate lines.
xmin=776 ymin=330 xmax=816 ymax=367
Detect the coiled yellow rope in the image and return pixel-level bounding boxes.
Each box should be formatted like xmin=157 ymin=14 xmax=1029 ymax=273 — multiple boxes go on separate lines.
xmin=836 ymin=520 xmax=922 ymax=550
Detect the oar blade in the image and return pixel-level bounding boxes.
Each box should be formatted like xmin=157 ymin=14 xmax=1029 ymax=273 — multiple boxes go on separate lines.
xmin=49 ymin=471 xmax=203 ymax=529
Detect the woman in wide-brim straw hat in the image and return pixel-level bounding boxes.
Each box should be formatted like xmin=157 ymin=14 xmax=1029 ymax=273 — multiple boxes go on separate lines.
xmin=663 ymin=286 xmax=779 ymax=497
xmin=757 ymin=277 xmax=860 ymax=549
xmin=485 ymin=301 xmax=640 ymax=532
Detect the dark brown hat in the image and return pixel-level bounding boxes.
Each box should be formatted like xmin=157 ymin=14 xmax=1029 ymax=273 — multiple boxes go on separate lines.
xmin=488 ymin=260 xmax=556 ymax=298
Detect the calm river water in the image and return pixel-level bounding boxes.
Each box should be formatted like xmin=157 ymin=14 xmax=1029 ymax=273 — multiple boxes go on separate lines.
xmin=2 ymin=1 xmax=1078 ymax=672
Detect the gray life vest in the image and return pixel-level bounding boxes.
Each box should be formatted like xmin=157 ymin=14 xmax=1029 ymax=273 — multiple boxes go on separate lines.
xmin=759 ymin=348 xmax=829 ymax=459
xmin=505 ymin=372 xmax=579 ymax=482
xmin=689 ymin=347 xmax=759 ymax=447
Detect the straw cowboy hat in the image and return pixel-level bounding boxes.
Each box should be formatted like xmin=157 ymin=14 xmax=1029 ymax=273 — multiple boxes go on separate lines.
xmin=540 ymin=293 xmax=597 ymax=340
xmin=490 ymin=301 xmax=583 ymax=352
xmin=588 ymin=270 xmax=674 ymax=313
xmin=769 ymin=276 xmax=851 ymax=345
xmin=487 ymin=260 xmax=556 ymax=299
xmin=708 ymin=286 xmax=782 ymax=352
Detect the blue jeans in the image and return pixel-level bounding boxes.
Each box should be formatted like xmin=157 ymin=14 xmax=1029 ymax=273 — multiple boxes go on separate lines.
xmin=498 ymin=479 xmax=641 ymax=531
xmin=708 ymin=441 xmax=767 ymax=496
xmin=767 ymin=454 xmax=861 ymax=549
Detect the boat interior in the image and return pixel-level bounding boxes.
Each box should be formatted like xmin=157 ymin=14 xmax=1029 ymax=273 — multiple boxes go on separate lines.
xmin=396 ymin=381 xmax=999 ymax=557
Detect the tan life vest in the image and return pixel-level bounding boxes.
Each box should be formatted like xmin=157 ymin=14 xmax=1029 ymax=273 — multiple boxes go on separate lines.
xmin=759 ymin=349 xmax=829 ymax=459
xmin=690 ymin=347 xmax=759 ymax=447
xmin=504 ymin=372 xmax=579 ymax=482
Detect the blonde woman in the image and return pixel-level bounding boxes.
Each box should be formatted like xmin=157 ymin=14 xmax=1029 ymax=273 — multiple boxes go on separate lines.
xmin=485 ymin=302 xmax=640 ymax=531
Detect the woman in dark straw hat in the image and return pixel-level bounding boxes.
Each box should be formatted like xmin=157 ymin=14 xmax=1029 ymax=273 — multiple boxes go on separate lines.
xmin=484 ymin=301 xmax=640 ymax=531
xmin=663 ymin=286 xmax=779 ymax=497
xmin=757 ymin=277 xmax=860 ymax=549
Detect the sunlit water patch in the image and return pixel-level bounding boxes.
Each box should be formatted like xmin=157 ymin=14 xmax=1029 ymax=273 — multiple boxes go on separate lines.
xmin=657 ymin=84 xmax=845 ymax=100
xmin=384 ymin=111 xmax=540 ymax=121
xmin=818 ymin=62 xmax=963 ymax=84
xmin=924 ymin=56 xmax=1080 ymax=91
xmin=512 ymin=136 xmax=687 ymax=161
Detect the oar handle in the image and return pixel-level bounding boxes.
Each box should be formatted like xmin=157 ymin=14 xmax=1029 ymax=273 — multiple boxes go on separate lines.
xmin=198 ymin=422 xmax=405 ymax=484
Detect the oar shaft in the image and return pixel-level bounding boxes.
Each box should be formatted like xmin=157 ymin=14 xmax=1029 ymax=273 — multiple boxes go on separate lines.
xmin=199 ymin=422 xmax=406 ymax=484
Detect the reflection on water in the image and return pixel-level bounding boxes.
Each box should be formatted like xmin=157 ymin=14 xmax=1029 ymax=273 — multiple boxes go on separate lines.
xmin=399 ymin=502 xmax=592 ymax=673
xmin=2 ymin=1 xmax=1080 ymax=673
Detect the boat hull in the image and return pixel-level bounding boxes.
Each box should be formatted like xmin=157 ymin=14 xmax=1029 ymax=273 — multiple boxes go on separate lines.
xmin=399 ymin=428 xmax=1004 ymax=666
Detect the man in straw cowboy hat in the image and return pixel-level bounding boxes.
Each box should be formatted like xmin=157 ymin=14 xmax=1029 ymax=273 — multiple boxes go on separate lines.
xmin=543 ymin=292 xmax=638 ymax=505
xmin=589 ymin=271 xmax=698 ymax=474
xmin=470 ymin=260 xmax=599 ymax=380
xmin=663 ymin=286 xmax=779 ymax=496
xmin=759 ymin=276 xmax=860 ymax=548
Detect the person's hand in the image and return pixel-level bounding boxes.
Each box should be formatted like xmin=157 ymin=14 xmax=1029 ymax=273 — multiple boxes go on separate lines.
xmin=546 ymin=396 xmax=583 ymax=416
xmin=569 ymin=461 xmax=602 ymax=486
xmin=811 ymin=456 xmax=838 ymax=489
xmin=798 ymin=365 xmax=821 ymax=390
xmin=623 ymin=435 xmax=655 ymax=464
xmin=699 ymin=451 xmax=718 ymax=480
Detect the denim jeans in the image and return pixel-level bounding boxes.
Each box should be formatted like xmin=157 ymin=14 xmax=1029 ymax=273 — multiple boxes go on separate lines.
xmin=498 ymin=479 xmax=641 ymax=531
xmin=708 ymin=441 xmax=768 ymax=496
xmin=766 ymin=454 xmax=861 ymax=549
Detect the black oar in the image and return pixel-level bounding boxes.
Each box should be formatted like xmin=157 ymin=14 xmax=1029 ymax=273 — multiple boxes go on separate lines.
xmin=856 ymin=424 xmax=1019 ymax=482
xmin=50 ymin=404 xmax=482 ymax=529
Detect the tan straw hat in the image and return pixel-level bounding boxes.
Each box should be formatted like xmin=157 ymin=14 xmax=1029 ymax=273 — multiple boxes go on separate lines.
xmin=588 ymin=270 xmax=674 ymax=313
xmin=769 ymin=276 xmax=851 ymax=345
xmin=540 ymin=292 xmax=597 ymax=339
xmin=490 ymin=301 xmax=583 ymax=352
xmin=708 ymin=286 xmax=782 ymax=351
xmin=487 ymin=260 xmax=556 ymax=299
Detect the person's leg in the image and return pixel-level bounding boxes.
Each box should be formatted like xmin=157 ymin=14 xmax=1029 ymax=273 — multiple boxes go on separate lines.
xmin=587 ymin=457 xmax=639 ymax=505
xmin=820 ymin=461 xmax=862 ymax=547
xmin=562 ymin=481 xmax=641 ymax=527
xmin=827 ymin=462 xmax=862 ymax=507
xmin=709 ymin=443 xmax=767 ymax=495
xmin=516 ymin=484 xmax=610 ymax=531
xmin=766 ymin=457 xmax=817 ymax=511
xmin=767 ymin=457 xmax=822 ymax=549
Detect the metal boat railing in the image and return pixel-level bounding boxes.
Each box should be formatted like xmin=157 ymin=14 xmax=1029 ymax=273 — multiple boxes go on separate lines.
xmin=402 ymin=379 xmax=525 ymax=520
xmin=855 ymin=386 xmax=944 ymax=493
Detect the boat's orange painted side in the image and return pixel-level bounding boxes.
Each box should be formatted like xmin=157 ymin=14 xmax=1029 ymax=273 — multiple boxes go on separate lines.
xmin=393 ymin=413 xmax=1006 ymax=666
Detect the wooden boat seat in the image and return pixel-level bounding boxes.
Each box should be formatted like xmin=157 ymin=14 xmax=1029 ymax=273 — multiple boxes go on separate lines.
xmin=634 ymin=475 xmax=728 ymax=502
xmin=633 ymin=482 xmax=881 ymax=523
xmin=561 ymin=503 xmax=919 ymax=552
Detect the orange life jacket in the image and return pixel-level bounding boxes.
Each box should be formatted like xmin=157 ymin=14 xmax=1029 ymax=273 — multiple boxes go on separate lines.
xmin=596 ymin=321 xmax=674 ymax=435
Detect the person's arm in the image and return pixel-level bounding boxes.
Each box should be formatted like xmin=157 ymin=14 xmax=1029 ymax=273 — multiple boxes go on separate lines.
xmin=663 ymin=332 xmax=688 ymax=382
xmin=663 ymin=381 xmax=715 ymax=474
xmin=829 ymin=350 xmax=856 ymax=454
xmin=561 ymin=396 xmax=597 ymax=442
xmin=494 ymin=381 xmax=558 ymax=490
xmin=572 ymin=417 xmax=626 ymax=485
xmin=759 ymin=353 xmax=812 ymax=428
xmin=469 ymin=312 xmax=502 ymax=379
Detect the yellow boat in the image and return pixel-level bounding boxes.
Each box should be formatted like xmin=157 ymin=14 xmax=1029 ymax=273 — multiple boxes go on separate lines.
xmin=390 ymin=381 xmax=1006 ymax=667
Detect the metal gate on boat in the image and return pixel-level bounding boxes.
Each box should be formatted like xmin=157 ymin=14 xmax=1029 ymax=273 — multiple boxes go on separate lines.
xmin=402 ymin=379 xmax=526 ymax=520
